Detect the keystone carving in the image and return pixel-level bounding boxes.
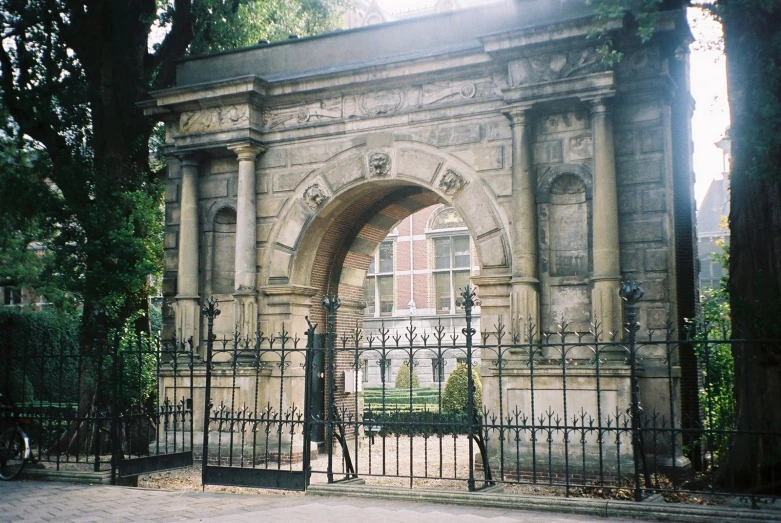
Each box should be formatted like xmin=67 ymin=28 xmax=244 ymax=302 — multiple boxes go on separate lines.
xmin=438 ymin=168 xmax=467 ymax=196
xmin=368 ymin=152 xmax=391 ymax=176
xmin=179 ymin=105 xmax=249 ymax=134
xmin=303 ymin=183 xmax=329 ymax=211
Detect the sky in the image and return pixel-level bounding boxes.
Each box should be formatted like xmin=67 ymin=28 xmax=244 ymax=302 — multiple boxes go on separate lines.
xmin=375 ymin=0 xmax=730 ymax=208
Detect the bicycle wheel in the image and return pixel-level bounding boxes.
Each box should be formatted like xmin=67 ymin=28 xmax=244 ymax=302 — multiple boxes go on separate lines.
xmin=0 ymin=427 xmax=28 ymax=480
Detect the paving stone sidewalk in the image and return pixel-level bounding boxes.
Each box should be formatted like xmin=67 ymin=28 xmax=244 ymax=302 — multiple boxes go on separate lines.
xmin=0 ymin=480 xmax=654 ymax=523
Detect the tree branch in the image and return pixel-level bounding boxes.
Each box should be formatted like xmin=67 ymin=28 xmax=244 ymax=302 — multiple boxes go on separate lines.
xmin=147 ymin=0 xmax=194 ymax=90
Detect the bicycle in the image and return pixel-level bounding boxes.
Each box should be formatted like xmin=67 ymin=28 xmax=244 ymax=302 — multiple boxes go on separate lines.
xmin=0 ymin=392 xmax=30 ymax=480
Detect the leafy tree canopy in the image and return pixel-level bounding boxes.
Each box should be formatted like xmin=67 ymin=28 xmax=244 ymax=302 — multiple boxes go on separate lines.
xmin=0 ymin=0 xmax=347 ymax=336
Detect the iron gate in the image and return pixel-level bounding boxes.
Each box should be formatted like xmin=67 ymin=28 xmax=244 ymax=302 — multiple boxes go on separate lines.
xmin=0 ymin=314 xmax=194 ymax=480
xmin=115 ymin=336 xmax=195 ymax=478
xmin=200 ymin=299 xmax=317 ymax=490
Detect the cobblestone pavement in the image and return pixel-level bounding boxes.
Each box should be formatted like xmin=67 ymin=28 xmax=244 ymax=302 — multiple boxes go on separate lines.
xmin=0 ymin=480 xmax=657 ymax=523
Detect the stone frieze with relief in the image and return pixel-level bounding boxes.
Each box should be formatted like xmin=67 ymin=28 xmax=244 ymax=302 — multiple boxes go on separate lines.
xmin=260 ymin=76 xmax=501 ymax=131
xmin=508 ymin=48 xmax=605 ymax=87
xmin=179 ymin=105 xmax=250 ymax=134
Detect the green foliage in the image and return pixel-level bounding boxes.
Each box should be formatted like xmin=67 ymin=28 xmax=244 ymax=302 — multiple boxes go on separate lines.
xmin=0 ymin=0 xmax=346 ymax=336
xmin=0 ymin=308 xmax=80 ymax=404
xmin=586 ymin=0 xmax=662 ymax=65
xmin=441 ymin=363 xmax=482 ymax=415
xmin=394 ymin=362 xmax=421 ymax=389
xmin=695 ymin=240 xmax=735 ymax=462
xmin=364 ymin=387 xmax=440 ymax=412
xmin=186 ymin=0 xmax=350 ymax=55
xmin=111 ymin=318 xmax=159 ymax=410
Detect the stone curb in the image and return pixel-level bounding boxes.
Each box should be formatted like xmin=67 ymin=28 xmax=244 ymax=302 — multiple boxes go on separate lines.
xmin=306 ymin=483 xmax=781 ymax=523
xmin=19 ymin=468 xmax=113 ymax=484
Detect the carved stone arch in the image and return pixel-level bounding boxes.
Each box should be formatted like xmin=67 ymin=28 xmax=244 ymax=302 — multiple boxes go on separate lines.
xmin=426 ymin=204 xmax=467 ymax=232
xmin=537 ymin=163 xmax=593 ymax=203
xmin=262 ymin=142 xmax=511 ymax=292
xmin=202 ymin=200 xmax=237 ymax=232
xmin=203 ymin=204 xmax=237 ymax=297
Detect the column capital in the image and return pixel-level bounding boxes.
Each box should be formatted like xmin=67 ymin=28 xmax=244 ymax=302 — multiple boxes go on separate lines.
xmin=177 ymin=153 xmax=202 ymax=169
xmin=502 ymin=104 xmax=533 ymax=127
xmin=589 ymin=97 xmax=612 ymax=117
xmin=228 ymin=142 xmax=266 ymax=161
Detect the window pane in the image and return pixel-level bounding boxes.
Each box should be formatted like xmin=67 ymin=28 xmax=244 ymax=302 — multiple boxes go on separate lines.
xmin=364 ymin=276 xmax=375 ymax=315
xmin=434 ymin=238 xmax=450 ymax=269
xmin=379 ymin=243 xmax=393 ymax=273
xmin=453 ymin=271 xmax=470 ymax=298
xmin=435 ymin=272 xmax=450 ymax=313
xmin=368 ymin=257 xmax=375 ymax=275
xmin=453 ymin=236 xmax=470 ymax=268
xmin=379 ymin=275 xmax=393 ymax=314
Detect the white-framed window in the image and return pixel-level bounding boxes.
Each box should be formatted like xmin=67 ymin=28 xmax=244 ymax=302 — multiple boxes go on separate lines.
xmin=365 ymin=241 xmax=394 ymax=316
xmin=2 ymin=286 xmax=21 ymax=306
xmin=433 ymin=235 xmax=471 ymax=314
xmin=363 ymin=359 xmax=370 ymax=383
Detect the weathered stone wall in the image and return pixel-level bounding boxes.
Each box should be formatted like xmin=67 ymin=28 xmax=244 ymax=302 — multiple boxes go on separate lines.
xmin=149 ymin=0 xmax=695 ymax=472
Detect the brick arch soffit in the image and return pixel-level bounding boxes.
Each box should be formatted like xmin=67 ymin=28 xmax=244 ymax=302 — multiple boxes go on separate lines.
xmin=261 ymin=141 xmax=511 ymax=289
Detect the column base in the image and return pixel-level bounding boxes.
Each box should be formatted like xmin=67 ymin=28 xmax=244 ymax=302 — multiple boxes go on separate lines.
xmin=175 ymin=295 xmax=201 ymax=355
xmin=511 ymin=279 xmax=539 ymax=340
xmin=591 ymin=277 xmax=622 ymax=341
xmin=233 ymin=292 xmax=258 ymax=342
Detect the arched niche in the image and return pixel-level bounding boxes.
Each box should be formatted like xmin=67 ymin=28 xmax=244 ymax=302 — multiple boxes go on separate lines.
xmin=537 ymin=164 xmax=593 ymax=333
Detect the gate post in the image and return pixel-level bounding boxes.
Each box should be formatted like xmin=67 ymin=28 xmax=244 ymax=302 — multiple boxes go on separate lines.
xmin=620 ymin=281 xmax=645 ymax=501
xmin=201 ymin=298 xmax=220 ymax=486
xmin=461 ymin=286 xmax=477 ymax=492
xmin=322 ymin=295 xmax=341 ymax=483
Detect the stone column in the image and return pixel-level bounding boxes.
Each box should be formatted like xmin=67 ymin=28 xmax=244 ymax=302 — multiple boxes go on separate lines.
xmin=176 ymin=155 xmax=201 ymax=351
xmin=229 ymin=144 xmax=265 ymax=340
xmin=590 ymin=99 xmax=622 ymax=338
xmin=505 ymin=107 xmax=540 ymax=335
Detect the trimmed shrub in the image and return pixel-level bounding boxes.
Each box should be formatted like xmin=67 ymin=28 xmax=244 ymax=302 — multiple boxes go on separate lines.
xmin=394 ymin=362 xmax=420 ymax=389
xmin=441 ymin=362 xmax=482 ymax=414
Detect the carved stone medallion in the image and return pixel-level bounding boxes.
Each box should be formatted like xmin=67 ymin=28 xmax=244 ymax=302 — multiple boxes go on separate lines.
xmin=438 ymin=168 xmax=468 ymax=197
xmin=359 ymin=89 xmax=405 ymax=116
xmin=368 ymin=152 xmax=391 ymax=177
xmin=303 ymin=183 xmax=329 ymax=211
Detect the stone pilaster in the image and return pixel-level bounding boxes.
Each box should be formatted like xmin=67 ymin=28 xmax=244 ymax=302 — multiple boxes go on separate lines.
xmin=229 ymin=143 xmax=265 ymax=340
xmin=504 ymin=106 xmax=540 ymax=333
xmin=470 ymin=275 xmax=512 ymax=339
xmin=176 ymin=155 xmax=201 ymax=351
xmin=590 ymin=99 xmax=622 ymax=339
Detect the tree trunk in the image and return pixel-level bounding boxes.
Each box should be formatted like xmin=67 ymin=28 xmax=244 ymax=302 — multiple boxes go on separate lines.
xmin=721 ymin=0 xmax=781 ymax=492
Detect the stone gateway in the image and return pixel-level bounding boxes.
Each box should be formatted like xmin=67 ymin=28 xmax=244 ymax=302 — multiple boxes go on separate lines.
xmin=146 ymin=0 xmax=697 ymax=478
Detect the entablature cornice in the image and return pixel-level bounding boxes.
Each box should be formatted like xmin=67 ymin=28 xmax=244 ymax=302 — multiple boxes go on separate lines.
xmin=480 ymin=16 xmax=621 ymax=58
xmin=502 ymin=70 xmax=616 ymax=107
xmin=147 ymin=75 xmax=269 ymax=113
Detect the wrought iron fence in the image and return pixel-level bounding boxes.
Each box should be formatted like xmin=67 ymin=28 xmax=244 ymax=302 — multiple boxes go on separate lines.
xmin=312 ymin=284 xmax=780 ymax=503
xmin=0 ymin=319 xmax=194 ymax=479
xmin=2 ymin=285 xmax=779 ymax=504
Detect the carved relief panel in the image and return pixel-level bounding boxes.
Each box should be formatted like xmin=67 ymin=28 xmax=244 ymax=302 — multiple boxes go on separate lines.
xmin=508 ymin=48 xmax=605 ymax=87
